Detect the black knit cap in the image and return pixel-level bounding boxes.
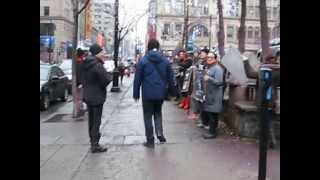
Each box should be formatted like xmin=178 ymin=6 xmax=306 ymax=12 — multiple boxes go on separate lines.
xmin=89 ymin=43 xmax=103 ymax=56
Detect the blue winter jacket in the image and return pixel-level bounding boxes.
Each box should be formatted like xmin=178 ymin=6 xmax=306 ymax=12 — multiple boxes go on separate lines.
xmin=133 ymin=49 xmax=176 ymax=100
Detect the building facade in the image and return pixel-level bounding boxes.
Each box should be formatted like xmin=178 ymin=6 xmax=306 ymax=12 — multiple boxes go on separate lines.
xmin=91 ymin=0 xmax=115 ymax=52
xmin=40 ymin=0 xmax=74 ymax=63
xmin=147 ymin=0 xmax=280 ymax=55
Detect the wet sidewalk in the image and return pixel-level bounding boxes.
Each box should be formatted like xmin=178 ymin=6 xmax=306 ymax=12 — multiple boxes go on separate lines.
xmin=40 ymin=76 xmax=280 ymax=180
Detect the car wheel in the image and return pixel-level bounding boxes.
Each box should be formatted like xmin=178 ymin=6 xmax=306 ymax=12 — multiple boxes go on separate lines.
xmin=61 ymin=88 xmax=68 ymax=102
xmin=40 ymin=95 xmax=50 ymax=111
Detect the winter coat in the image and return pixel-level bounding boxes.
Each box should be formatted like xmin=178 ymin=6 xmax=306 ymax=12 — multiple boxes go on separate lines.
xmin=133 ymin=49 xmax=176 ymax=100
xmin=81 ymin=56 xmax=113 ymax=106
xmin=203 ymin=63 xmax=224 ymax=113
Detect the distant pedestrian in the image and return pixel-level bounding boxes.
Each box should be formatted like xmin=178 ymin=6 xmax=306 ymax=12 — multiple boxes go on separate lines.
xmin=118 ymin=61 xmax=125 ymax=85
xmin=133 ymin=39 xmax=177 ymax=148
xmin=82 ymin=44 xmax=113 ymax=153
xmin=201 ymin=52 xmax=225 ymax=139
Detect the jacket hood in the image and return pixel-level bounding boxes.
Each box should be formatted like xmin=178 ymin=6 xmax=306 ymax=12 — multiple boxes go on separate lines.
xmin=83 ymin=56 xmax=99 ymax=70
xmin=146 ymin=50 xmax=164 ymax=64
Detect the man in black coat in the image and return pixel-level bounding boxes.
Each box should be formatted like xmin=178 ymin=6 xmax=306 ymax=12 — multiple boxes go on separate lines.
xmin=81 ymin=44 xmax=113 ymax=153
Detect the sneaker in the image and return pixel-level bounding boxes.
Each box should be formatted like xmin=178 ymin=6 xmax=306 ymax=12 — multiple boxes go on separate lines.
xmin=204 ymin=126 xmax=210 ymax=130
xmin=158 ymin=136 xmax=167 ymax=143
xmin=203 ymin=133 xmax=217 ymax=139
xmin=91 ymin=145 xmax=108 ymax=153
xmin=143 ymin=142 xmax=155 ymax=148
xmin=196 ymin=123 xmax=204 ymax=128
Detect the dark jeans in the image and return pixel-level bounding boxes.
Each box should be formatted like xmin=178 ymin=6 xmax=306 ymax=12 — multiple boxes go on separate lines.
xmin=87 ymin=104 xmax=103 ymax=146
xmin=201 ymin=112 xmax=219 ymax=134
xmin=142 ymin=100 xmax=164 ymax=142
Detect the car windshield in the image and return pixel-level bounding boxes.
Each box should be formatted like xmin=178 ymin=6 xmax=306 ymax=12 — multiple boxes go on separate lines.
xmin=40 ymin=66 xmax=49 ymax=81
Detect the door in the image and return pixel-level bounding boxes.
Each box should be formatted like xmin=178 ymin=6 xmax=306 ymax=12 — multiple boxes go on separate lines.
xmin=48 ymin=67 xmax=60 ymax=100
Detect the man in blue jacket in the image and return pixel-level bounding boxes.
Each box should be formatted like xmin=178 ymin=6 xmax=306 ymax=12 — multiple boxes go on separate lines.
xmin=133 ymin=39 xmax=176 ymax=148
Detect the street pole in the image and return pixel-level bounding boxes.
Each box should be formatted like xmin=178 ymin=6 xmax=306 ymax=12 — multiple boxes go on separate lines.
xmin=111 ymin=0 xmax=121 ymax=92
xmin=258 ymin=67 xmax=273 ymax=180
xmin=209 ymin=15 xmax=212 ymax=49
xmin=185 ymin=0 xmax=190 ymax=49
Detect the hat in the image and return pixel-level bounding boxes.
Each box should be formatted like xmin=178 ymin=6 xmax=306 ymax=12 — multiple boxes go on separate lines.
xmin=89 ymin=44 xmax=103 ymax=56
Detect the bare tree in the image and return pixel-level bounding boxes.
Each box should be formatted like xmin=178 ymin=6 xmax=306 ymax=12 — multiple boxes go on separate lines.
xmin=111 ymin=0 xmax=149 ymax=92
xmin=217 ymin=0 xmax=225 ymax=57
xmin=259 ymin=0 xmax=271 ymax=62
xmin=71 ymin=0 xmax=90 ymax=118
xmin=238 ymin=0 xmax=246 ymax=53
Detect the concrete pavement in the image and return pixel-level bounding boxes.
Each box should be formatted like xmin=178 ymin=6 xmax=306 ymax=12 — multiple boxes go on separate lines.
xmin=40 ymin=75 xmax=280 ymax=180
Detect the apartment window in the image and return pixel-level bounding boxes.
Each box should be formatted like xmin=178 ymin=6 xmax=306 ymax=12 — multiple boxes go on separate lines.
xmin=267 ymin=7 xmax=271 ymax=19
xmin=227 ymin=26 xmax=234 ymax=41
xmin=44 ymin=6 xmax=50 ymax=16
xmin=248 ymin=26 xmax=253 ymax=40
xmin=164 ymin=1 xmax=171 ymax=14
xmin=248 ymin=7 xmax=254 ymax=18
xmin=175 ymin=2 xmax=184 ymax=15
xmin=164 ymin=23 xmax=170 ymax=35
xmin=255 ymin=7 xmax=260 ymax=19
xmin=175 ymin=24 xmax=182 ymax=34
xmin=273 ymin=7 xmax=278 ymax=19
xmin=254 ymin=27 xmax=260 ymax=43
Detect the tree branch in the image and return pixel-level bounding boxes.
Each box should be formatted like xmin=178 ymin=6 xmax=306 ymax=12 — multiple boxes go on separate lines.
xmin=78 ymin=0 xmax=90 ymax=15
xmin=119 ymin=29 xmax=130 ymax=42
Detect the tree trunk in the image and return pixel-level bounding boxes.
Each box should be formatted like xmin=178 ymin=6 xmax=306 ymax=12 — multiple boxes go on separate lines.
xmin=217 ymin=0 xmax=225 ymax=58
xmin=182 ymin=0 xmax=189 ymax=50
xmin=259 ymin=0 xmax=271 ymax=62
xmin=114 ymin=0 xmax=119 ymax=67
xmin=238 ymin=0 xmax=246 ymax=53
xmin=72 ymin=2 xmax=80 ymax=118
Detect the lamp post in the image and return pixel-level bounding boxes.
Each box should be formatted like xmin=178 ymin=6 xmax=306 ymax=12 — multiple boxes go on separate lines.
xmin=111 ymin=0 xmax=121 ymax=92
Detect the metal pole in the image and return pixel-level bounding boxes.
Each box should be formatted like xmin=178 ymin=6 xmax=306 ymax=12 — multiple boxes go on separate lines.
xmin=185 ymin=0 xmax=189 ymax=49
xmin=209 ymin=15 xmax=212 ymax=49
xmin=258 ymin=67 xmax=273 ymax=180
xmin=111 ymin=0 xmax=121 ymax=92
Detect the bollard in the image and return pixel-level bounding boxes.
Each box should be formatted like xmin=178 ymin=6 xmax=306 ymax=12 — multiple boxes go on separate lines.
xmin=258 ymin=67 xmax=273 ymax=180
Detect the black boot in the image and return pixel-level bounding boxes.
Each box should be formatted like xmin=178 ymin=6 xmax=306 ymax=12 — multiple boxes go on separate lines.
xmin=91 ymin=144 xmax=108 ymax=153
xmin=158 ymin=136 xmax=166 ymax=143
xmin=143 ymin=138 xmax=155 ymax=148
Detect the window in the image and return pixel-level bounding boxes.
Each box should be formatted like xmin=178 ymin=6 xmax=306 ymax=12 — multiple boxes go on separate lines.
xmin=273 ymin=7 xmax=278 ymax=19
xmin=164 ymin=24 xmax=170 ymax=35
xmin=44 ymin=6 xmax=50 ymax=16
xmin=255 ymin=7 xmax=260 ymax=19
xmin=248 ymin=26 xmax=253 ymax=39
xmin=267 ymin=7 xmax=271 ymax=19
xmin=164 ymin=1 xmax=171 ymax=14
xmin=227 ymin=26 xmax=234 ymax=41
xmin=254 ymin=27 xmax=260 ymax=42
xmin=248 ymin=7 xmax=254 ymax=18
xmin=175 ymin=24 xmax=182 ymax=34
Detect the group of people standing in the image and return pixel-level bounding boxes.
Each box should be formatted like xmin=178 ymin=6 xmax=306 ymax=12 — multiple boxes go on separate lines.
xmin=133 ymin=39 xmax=226 ymax=149
xmin=172 ymin=48 xmax=226 ymax=139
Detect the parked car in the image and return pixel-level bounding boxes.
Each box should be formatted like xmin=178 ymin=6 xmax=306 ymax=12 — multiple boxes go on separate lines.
xmin=59 ymin=59 xmax=72 ymax=93
xmin=40 ymin=63 xmax=69 ymax=111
